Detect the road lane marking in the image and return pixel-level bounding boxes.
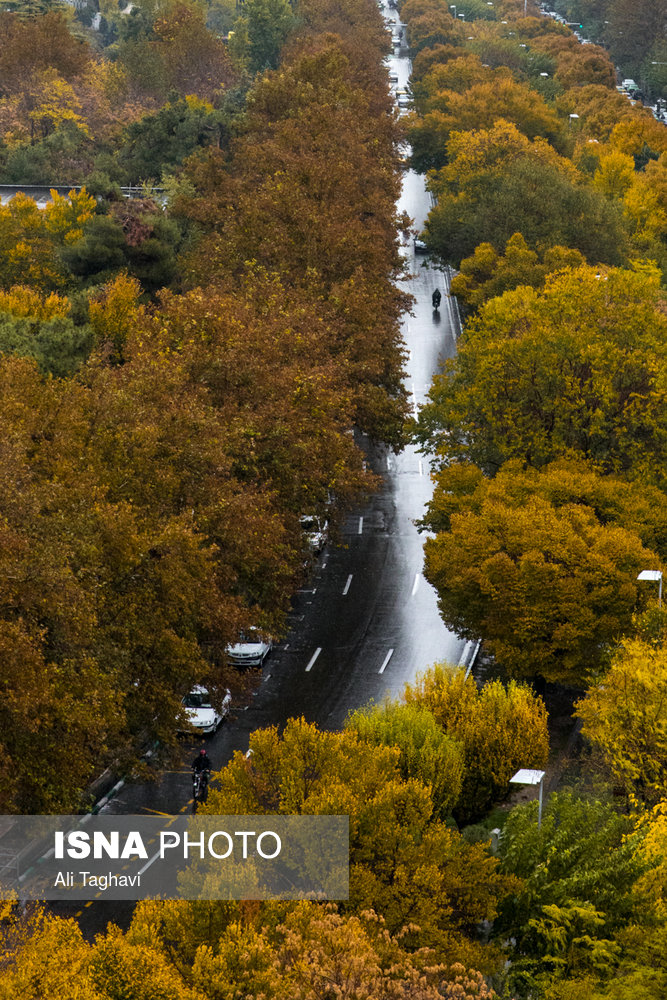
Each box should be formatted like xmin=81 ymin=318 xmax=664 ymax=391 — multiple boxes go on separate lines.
xmin=419 ymin=460 xmax=423 ymax=476
xmin=358 ymin=517 xmax=363 ymax=534
xmin=379 ymin=649 xmax=394 ymax=674
xmin=140 ymin=807 xmax=174 ymax=817
xmin=342 ymin=575 xmax=353 ymax=595
xmin=411 ymin=573 xmax=421 ymax=596
xmin=305 ymin=647 xmax=322 ymax=672
xmin=138 ymin=849 xmax=162 ymax=877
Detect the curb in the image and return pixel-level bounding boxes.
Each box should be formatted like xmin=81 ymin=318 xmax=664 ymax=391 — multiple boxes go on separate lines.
xmin=458 ymin=639 xmax=482 ymax=679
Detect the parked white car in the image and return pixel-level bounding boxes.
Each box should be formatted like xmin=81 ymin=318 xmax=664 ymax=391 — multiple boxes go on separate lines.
xmin=180 ymin=685 xmax=231 ymax=735
xmin=300 ymin=514 xmax=329 ymax=554
xmin=227 ymin=628 xmax=272 ymax=668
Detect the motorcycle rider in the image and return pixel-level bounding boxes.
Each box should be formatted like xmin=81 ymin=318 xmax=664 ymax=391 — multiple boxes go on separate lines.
xmin=192 ymin=748 xmax=212 ymax=795
xmin=432 ymin=288 xmax=442 ymax=310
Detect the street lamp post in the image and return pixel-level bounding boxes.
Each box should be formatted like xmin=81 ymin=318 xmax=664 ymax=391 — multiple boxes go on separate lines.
xmin=510 ymin=769 xmax=546 ymax=827
xmin=637 ymin=569 xmax=663 ymax=608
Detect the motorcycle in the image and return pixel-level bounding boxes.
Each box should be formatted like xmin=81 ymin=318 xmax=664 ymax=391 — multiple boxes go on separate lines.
xmin=192 ymin=769 xmax=210 ymax=813
xmin=432 ymin=288 xmax=441 ymax=311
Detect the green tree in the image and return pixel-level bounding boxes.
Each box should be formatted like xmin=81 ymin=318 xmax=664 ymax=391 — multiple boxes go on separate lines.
xmin=421 ymin=123 xmax=627 ymax=267
xmin=60 ymin=200 xmax=181 ymax=294
xmin=0 ymin=312 xmax=93 ymax=376
xmin=59 ymin=213 xmax=127 ymax=285
xmin=244 ymin=0 xmax=295 ymax=73
xmin=496 ymin=792 xmax=649 ymax=995
xmin=117 ymin=97 xmax=227 ymax=185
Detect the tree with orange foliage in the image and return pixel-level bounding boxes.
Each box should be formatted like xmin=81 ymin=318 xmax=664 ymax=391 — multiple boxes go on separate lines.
xmin=175 ymin=38 xmax=409 ymax=443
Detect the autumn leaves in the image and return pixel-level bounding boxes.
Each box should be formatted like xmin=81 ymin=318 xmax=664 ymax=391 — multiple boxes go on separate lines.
xmin=0 ymin=0 xmax=407 ymax=812
xmin=401 ymin=1 xmax=667 ymax=689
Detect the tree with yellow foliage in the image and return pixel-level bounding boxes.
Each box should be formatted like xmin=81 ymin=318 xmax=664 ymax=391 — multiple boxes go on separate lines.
xmin=0 ymin=189 xmax=96 ymax=292
xmin=27 ymin=69 xmax=89 ymax=140
xmin=415 ymin=264 xmax=667 ymax=484
xmin=403 ymin=665 xmax=548 ymax=821
xmin=419 ymin=460 xmax=665 ymax=685
xmin=576 ymin=638 xmax=667 ymax=806
xmin=450 ymin=233 xmax=585 ymax=313
xmin=205 ymin=717 xmax=516 ymax=945
xmin=591 ymin=148 xmax=635 ymax=200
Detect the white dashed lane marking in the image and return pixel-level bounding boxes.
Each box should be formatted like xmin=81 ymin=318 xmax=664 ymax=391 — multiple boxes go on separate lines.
xmin=305 ymin=648 xmax=322 ymax=672
xmin=379 ymin=649 xmax=394 ymax=674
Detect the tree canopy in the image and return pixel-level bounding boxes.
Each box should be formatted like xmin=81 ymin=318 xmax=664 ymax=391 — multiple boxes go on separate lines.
xmin=419 ymin=460 xmax=664 ymax=683
xmin=422 ymin=122 xmax=628 ymax=268
xmin=402 ymin=665 xmax=549 ymax=818
xmin=205 ymin=717 xmax=516 ymax=945
xmin=415 ymin=264 xmax=667 ymax=484
xmin=576 ymin=638 xmax=667 ymax=806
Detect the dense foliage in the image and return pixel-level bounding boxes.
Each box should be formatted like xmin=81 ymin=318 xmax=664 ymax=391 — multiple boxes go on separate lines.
xmin=0 ymin=0 xmax=407 ymax=810
xmin=0 ymin=0 xmax=666 ymax=996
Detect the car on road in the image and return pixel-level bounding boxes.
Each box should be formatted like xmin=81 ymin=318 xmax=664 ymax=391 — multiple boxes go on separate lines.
xmin=414 ymin=234 xmax=428 ymax=253
xmin=300 ymin=514 xmax=328 ymax=554
xmin=227 ymin=628 xmax=272 ymax=668
xmin=180 ymin=685 xmax=231 ymax=735
xmin=388 ymin=70 xmax=399 ymax=83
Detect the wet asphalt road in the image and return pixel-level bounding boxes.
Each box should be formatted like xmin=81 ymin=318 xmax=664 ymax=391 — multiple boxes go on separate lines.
xmin=50 ymin=25 xmax=471 ymax=934
xmin=100 ymin=167 xmax=465 ymax=818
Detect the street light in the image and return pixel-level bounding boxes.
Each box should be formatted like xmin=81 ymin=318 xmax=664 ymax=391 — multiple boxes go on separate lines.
xmin=449 ymin=4 xmax=456 ymax=15
xmin=510 ymin=768 xmax=546 ymax=827
xmin=637 ymin=569 xmax=663 ymax=608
